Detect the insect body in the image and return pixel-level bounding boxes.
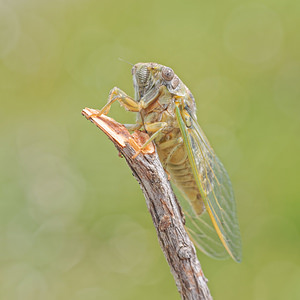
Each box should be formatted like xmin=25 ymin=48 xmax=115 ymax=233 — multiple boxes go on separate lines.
xmin=96 ymin=62 xmax=242 ymax=262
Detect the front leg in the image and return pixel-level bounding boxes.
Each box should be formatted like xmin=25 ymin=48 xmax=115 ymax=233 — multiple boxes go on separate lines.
xmin=139 ymin=85 xmax=165 ymax=110
xmin=89 ymin=87 xmax=140 ymax=119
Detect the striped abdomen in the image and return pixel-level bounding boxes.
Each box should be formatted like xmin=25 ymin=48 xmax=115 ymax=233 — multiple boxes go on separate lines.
xmin=156 ymin=139 xmax=205 ymax=215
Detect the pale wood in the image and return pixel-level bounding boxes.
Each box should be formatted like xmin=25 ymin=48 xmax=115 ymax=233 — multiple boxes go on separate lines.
xmin=82 ymin=107 xmax=213 ymax=300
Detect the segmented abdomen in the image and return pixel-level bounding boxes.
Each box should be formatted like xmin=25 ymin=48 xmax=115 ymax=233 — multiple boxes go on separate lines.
xmin=156 ymin=141 xmax=205 ymax=215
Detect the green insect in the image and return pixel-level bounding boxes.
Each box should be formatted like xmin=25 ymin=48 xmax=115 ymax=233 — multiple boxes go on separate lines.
xmin=93 ymin=62 xmax=242 ymax=262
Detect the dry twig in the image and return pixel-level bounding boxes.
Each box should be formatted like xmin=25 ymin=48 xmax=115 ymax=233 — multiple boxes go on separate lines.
xmin=82 ymin=107 xmax=213 ymax=300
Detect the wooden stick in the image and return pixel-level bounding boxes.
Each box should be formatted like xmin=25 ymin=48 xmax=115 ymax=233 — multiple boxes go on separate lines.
xmin=82 ymin=107 xmax=213 ymax=300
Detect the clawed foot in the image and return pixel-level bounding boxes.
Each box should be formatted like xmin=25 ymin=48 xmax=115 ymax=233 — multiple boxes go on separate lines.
xmin=87 ymin=107 xmax=109 ymax=120
xmin=129 ymin=137 xmax=142 ymax=159
xmin=128 ymin=132 xmax=155 ymax=159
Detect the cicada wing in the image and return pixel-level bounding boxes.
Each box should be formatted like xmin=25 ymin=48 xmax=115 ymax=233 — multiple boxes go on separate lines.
xmin=175 ymin=105 xmax=242 ymax=262
xmin=172 ymin=185 xmax=229 ymax=260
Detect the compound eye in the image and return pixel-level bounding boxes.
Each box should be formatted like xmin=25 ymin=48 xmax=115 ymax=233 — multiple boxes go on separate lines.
xmin=162 ymin=66 xmax=174 ymax=81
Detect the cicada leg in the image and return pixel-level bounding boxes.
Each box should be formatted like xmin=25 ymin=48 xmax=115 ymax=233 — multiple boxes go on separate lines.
xmin=131 ymin=122 xmax=168 ymax=159
xmin=124 ymin=123 xmax=143 ymax=131
xmin=88 ymin=87 xmax=140 ymax=119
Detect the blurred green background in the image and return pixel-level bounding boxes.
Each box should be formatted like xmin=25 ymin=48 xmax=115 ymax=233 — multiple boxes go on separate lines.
xmin=1 ymin=0 xmax=299 ymax=299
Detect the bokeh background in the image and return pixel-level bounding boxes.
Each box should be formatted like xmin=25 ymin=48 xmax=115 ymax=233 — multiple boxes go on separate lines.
xmin=1 ymin=0 xmax=299 ymax=299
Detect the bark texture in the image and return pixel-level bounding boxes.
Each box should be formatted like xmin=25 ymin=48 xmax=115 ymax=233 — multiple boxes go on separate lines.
xmin=82 ymin=107 xmax=213 ymax=300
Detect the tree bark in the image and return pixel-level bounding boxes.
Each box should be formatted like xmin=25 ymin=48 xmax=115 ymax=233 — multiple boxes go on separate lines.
xmin=82 ymin=107 xmax=213 ymax=300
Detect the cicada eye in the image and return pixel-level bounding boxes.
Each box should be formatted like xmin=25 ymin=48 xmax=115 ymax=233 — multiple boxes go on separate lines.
xmin=162 ymin=66 xmax=174 ymax=81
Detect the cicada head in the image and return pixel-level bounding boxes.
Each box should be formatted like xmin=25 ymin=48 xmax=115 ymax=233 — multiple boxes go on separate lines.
xmin=132 ymin=62 xmax=186 ymax=102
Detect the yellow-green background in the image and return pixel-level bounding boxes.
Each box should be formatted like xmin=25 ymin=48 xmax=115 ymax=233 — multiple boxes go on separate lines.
xmin=1 ymin=0 xmax=299 ymax=299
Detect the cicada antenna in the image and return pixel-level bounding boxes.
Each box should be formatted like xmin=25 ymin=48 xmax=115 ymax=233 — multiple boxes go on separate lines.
xmin=118 ymin=57 xmax=134 ymax=66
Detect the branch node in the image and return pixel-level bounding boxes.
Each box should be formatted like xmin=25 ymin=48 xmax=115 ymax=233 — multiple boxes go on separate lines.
xmin=159 ymin=215 xmax=172 ymax=231
xmin=177 ymin=245 xmax=192 ymax=260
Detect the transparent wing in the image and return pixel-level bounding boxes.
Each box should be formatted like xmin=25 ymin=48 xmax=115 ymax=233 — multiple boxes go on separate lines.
xmin=175 ymin=105 xmax=242 ymax=262
xmin=172 ymin=184 xmax=229 ymax=260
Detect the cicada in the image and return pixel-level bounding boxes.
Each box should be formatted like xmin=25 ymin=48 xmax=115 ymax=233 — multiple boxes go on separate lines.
xmin=94 ymin=62 xmax=242 ymax=262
